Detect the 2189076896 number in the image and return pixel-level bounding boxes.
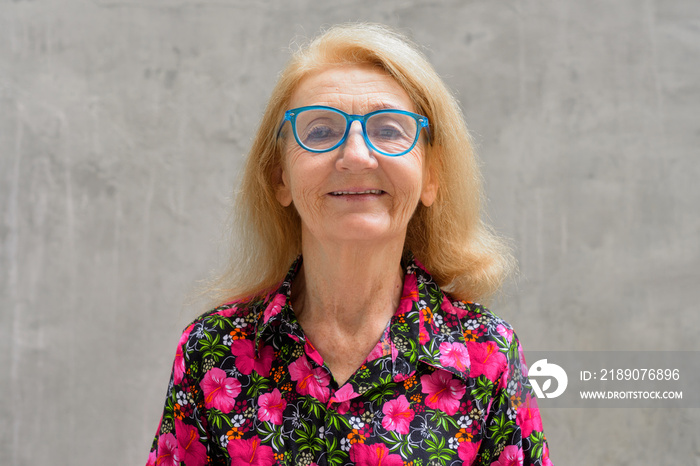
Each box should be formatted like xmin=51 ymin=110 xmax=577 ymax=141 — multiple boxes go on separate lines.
xmin=599 ymin=368 xmax=680 ymax=381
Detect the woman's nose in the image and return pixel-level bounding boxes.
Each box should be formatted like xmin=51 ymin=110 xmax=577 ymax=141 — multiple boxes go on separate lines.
xmin=336 ymin=121 xmax=378 ymax=171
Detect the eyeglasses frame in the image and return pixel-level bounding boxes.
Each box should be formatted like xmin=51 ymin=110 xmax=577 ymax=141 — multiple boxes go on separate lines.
xmin=277 ymin=105 xmax=431 ymax=157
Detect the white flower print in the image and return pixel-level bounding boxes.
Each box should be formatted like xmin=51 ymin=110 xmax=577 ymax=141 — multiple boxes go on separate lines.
xmin=231 ymin=317 xmax=248 ymax=328
xmin=457 ymin=415 xmax=473 ymax=429
xmin=349 ymin=416 xmax=365 ymax=429
xmin=175 ymin=390 xmax=188 ymax=406
xmin=231 ymin=414 xmax=246 ymax=427
xmin=465 ymin=319 xmax=480 ymax=330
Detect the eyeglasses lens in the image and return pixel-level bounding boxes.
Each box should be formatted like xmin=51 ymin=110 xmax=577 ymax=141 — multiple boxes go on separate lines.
xmin=366 ymin=113 xmax=417 ymax=154
xmin=294 ymin=109 xmax=418 ymax=154
xmin=295 ymin=109 xmax=347 ymax=151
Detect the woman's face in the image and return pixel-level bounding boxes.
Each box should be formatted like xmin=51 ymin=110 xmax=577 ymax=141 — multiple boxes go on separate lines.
xmin=275 ymin=64 xmax=437 ymax=246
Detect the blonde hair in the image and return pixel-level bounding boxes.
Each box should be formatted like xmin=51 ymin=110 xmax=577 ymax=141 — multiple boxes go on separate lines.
xmin=209 ymin=23 xmax=514 ymax=304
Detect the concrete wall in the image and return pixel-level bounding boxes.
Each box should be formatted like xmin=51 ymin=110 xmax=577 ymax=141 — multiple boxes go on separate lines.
xmin=2 ymin=1 xmax=698 ymax=464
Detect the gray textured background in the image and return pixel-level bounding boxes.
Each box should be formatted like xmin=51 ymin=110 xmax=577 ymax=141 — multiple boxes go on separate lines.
xmin=2 ymin=1 xmax=699 ymax=465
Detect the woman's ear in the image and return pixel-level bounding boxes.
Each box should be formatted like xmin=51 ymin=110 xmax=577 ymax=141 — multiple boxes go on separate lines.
xmin=274 ymin=164 xmax=293 ymax=207
xmin=420 ymin=157 xmax=439 ymax=207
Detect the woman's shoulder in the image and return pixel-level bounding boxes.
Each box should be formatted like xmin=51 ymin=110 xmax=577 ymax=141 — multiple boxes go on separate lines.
xmin=442 ymin=297 xmax=515 ymax=337
xmin=441 ymin=297 xmax=525 ymax=385
xmin=177 ymin=296 xmax=268 ymax=351
xmin=198 ymin=297 xmax=262 ymax=324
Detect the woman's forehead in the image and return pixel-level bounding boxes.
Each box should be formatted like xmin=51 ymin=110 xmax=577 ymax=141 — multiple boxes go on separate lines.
xmin=289 ymin=64 xmax=415 ymax=114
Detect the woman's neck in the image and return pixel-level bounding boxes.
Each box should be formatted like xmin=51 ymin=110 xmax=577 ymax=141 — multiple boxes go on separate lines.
xmin=291 ymin=236 xmax=406 ymax=385
xmin=294 ymin=239 xmax=404 ymax=328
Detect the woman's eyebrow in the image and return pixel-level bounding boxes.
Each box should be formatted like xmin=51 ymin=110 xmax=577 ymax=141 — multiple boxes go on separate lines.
xmin=360 ymin=101 xmax=411 ymax=113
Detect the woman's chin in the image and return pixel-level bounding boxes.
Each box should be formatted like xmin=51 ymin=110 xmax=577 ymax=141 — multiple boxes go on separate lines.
xmin=310 ymin=217 xmax=405 ymax=245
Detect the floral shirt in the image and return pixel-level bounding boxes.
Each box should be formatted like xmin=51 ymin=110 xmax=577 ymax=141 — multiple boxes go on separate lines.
xmin=148 ymin=256 xmax=553 ymax=466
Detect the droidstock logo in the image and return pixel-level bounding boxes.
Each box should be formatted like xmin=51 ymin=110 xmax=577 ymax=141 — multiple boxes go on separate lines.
xmin=529 ymin=359 xmax=568 ymax=399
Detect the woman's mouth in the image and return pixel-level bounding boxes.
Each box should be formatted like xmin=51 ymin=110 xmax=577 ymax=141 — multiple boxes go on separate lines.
xmin=330 ymin=190 xmax=384 ymax=196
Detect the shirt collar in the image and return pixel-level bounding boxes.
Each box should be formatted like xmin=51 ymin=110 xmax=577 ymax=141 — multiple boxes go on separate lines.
xmin=253 ymin=256 xmax=304 ymax=353
xmin=253 ymin=254 xmax=470 ymax=380
xmin=391 ymin=257 xmax=470 ymax=381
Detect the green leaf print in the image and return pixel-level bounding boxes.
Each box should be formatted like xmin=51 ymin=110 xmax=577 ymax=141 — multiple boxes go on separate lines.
xmin=294 ymin=423 xmax=324 ymax=454
xmin=487 ymin=412 xmax=515 ymax=446
xmin=429 ymin=408 xmax=459 ymax=431
xmin=246 ymin=371 xmax=270 ymax=398
xmin=424 ymin=431 xmax=455 ymax=463
xmin=257 ymin=422 xmax=285 ymax=451
xmin=302 ymin=395 xmax=324 ymax=418
xmin=199 ymin=332 xmax=229 ymax=362
xmin=207 ymin=408 xmax=232 ymax=430
xmin=473 ymin=376 xmax=495 ymax=404
xmin=325 ymin=437 xmax=348 ymax=466
xmin=381 ymin=429 xmax=419 ymax=458
xmin=529 ymin=430 xmax=545 ymax=459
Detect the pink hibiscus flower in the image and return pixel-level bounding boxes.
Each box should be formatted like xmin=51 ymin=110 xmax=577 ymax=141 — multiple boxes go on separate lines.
xmin=382 ymin=395 xmax=415 ymax=434
xmin=226 ymin=437 xmax=275 ymax=466
xmin=175 ymin=419 xmax=207 ymax=466
xmin=364 ymin=339 xmax=387 ymax=363
xmin=420 ymin=370 xmax=466 ymax=415
xmin=217 ymin=302 xmax=243 ymax=317
xmin=458 ymin=440 xmax=479 ymax=464
xmin=542 ymin=443 xmax=554 ymax=466
xmin=396 ymin=273 xmax=419 ymax=316
xmin=349 ymin=442 xmax=404 ymax=466
xmin=288 ymin=356 xmax=331 ymax=403
xmin=231 ymin=339 xmax=274 ymax=377
xmin=518 ymin=393 xmax=543 ymax=440
xmin=491 ymin=445 xmax=523 ymax=466
xmin=257 ymin=389 xmax=286 ymax=425
xmin=467 ymin=340 xmax=507 ymax=385
xmin=263 ymin=293 xmax=286 ymax=323
xmin=329 ymin=383 xmax=360 ymax=415
xmin=155 ymin=433 xmax=179 ymax=466
xmin=173 ymin=325 xmax=194 ymax=385
xmin=439 ymin=341 xmax=470 ymax=372
xmin=200 ymin=367 xmax=241 ymax=413
xmin=496 ymin=324 xmax=514 ymax=345
xmin=146 ymin=450 xmax=157 ymax=466
xmin=304 ymin=340 xmax=325 ymax=367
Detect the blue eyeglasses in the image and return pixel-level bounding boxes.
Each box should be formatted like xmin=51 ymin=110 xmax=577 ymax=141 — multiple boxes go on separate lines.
xmin=278 ymin=105 xmax=430 ymax=157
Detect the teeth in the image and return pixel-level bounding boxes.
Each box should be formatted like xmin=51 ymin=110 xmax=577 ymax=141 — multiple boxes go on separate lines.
xmin=331 ymin=190 xmax=382 ymax=195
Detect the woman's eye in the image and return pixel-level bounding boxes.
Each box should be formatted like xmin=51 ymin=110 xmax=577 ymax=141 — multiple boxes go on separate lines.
xmin=305 ymin=125 xmax=335 ymax=141
xmin=380 ymin=127 xmax=401 ymax=138
xmin=374 ymin=125 xmax=405 ymax=140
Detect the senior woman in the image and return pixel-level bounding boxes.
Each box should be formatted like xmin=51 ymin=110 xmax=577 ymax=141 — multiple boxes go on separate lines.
xmin=148 ymin=24 xmax=552 ymax=466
